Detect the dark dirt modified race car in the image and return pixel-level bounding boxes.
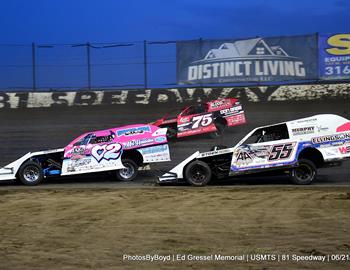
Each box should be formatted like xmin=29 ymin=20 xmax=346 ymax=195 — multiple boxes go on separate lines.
xmin=159 ymin=114 xmax=350 ymax=186
xmin=152 ymin=98 xmax=246 ymax=139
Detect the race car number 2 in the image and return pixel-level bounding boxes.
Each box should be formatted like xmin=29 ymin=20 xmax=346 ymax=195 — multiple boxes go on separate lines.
xmin=191 ymin=114 xmax=213 ymax=129
xmin=91 ymin=143 xmax=122 ymax=163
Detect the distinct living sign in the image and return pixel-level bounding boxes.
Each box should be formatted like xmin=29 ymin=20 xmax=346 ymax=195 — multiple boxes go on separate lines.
xmin=319 ymin=33 xmax=350 ymax=80
xmin=177 ymin=35 xmax=318 ymax=84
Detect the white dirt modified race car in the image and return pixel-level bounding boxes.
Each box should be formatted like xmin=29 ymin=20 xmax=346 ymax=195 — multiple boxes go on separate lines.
xmin=159 ymin=114 xmax=350 ymax=186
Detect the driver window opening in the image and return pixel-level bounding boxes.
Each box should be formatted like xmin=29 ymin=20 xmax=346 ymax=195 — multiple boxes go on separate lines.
xmin=73 ymin=134 xmax=93 ymax=146
xmin=243 ymin=124 xmax=289 ymax=144
xmin=182 ymin=104 xmax=207 ymax=116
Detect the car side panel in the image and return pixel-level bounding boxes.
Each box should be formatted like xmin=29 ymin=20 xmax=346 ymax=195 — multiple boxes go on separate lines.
xmin=230 ymin=140 xmax=299 ymax=175
xmin=62 ymin=125 xmax=168 ymax=175
xmin=62 ymin=143 xmax=124 ymax=175
xmin=177 ymin=113 xmax=217 ymax=137
xmin=311 ymin=131 xmax=350 ymax=161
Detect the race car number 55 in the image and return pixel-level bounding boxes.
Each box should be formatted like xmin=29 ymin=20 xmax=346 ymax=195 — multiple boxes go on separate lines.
xmin=192 ymin=114 xmax=213 ymax=129
xmin=268 ymin=143 xmax=294 ymax=161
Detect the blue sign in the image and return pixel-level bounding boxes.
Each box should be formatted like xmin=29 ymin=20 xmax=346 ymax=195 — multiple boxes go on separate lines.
xmin=177 ymin=34 xmax=318 ymax=85
xmin=319 ymin=33 xmax=350 ymax=80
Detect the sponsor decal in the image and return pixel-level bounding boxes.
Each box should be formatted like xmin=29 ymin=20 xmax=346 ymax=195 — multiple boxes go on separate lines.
xmin=117 ymin=126 xmax=151 ymax=137
xmin=291 ymin=126 xmax=315 ymax=135
xmin=139 ymin=144 xmax=168 ymax=155
xmin=91 ymin=143 xmax=122 ymax=163
xmin=179 ymin=117 xmax=190 ymax=123
xmin=72 ymin=147 xmax=85 ymax=155
xmin=296 ymin=118 xmax=317 ymax=124
xmin=316 ymin=125 xmax=329 ymax=132
xmin=235 ymin=150 xmax=253 ymax=166
xmin=339 ymin=145 xmax=350 ymax=154
xmin=67 ymin=158 xmax=92 ymax=172
xmin=319 ymin=33 xmax=350 ymax=80
xmin=123 ymin=138 xmax=154 ymax=148
xmin=138 ymin=144 xmax=170 ymax=162
xmin=209 ymin=100 xmax=228 ymax=108
xmin=155 ymin=136 xmax=166 ymax=143
xmin=177 ymin=35 xmax=317 ymax=84
xmin=199 ymin=148 xmax=232 ymax=158
xmin=312 ymin=132 xmax=350 ymax=144
xmin=232 ymin=143 xmax=295 ymax=169
xmin=239 ymin=145 xmax=270 ymax=159
xmin=220 ymin=106 xmax=242 ymax=115
xmin=70 ymin=158 xmax=92 ymax=168
xmin=187 ymin=40 xmax=307 ymax=82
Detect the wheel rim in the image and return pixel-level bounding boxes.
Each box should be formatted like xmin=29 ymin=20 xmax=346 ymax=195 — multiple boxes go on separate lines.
xmin=190 ymin=165 xmax=207 ymax=184
xmin=23 ymin=166 xmax=40 ymax=182
xmin=294 ymin=164 xmax=314 ymax=181
xmin=119 ymin=163 xmax=135 ymax=180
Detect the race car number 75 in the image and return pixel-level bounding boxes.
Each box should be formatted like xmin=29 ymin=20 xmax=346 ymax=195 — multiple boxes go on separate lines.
xmin=192 ymin=114 xmax=213 ymax=129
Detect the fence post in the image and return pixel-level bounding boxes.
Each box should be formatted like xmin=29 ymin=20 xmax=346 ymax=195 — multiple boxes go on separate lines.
xmin=32 ymin=42 xmax=36 ymax=91
xmin=143 ymin=40 xmax=148 ymax=89
xmin=87 ymin=42 xmax=92 ymax=90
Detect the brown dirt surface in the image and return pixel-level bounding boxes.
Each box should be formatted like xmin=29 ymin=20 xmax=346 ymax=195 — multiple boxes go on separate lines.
xmin=0 ymin=187 xmax=350 ymax=269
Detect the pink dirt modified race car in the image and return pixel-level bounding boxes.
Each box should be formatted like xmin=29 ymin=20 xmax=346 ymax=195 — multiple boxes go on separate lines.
xmin=0 ymin=124 xmax=170 ymax=185
xmin=152 ymin=98 xmax=246 ymax=139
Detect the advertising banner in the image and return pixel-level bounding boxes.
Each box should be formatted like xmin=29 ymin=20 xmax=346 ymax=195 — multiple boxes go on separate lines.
xmin=319 ymin=33 xmax=350 ymax=80
xmin=177 ymin=34 xmax=318 ymax=84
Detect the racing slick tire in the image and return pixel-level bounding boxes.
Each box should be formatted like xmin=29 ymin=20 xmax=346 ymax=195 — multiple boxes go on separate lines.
xmin=185 ymin=160 xmax=212 ymax=187
xmin=209 ymin=122 xmax=225 ymax=139
xmin=116 ymin=159 xmax=139 ymax=181
xmin=290 ymin=159 xmax=317 ymax=185
xmin=18 ymin=161 xmax=44 ymax=186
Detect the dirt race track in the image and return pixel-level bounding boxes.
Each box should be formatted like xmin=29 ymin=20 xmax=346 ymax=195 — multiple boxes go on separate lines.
xmin=0 ymin=99 xmax=349 ymax=187
xmin=0 ymin=99 xmax=350 ymax=269
xmin=0 ymin=187 xmax=350 ymax=270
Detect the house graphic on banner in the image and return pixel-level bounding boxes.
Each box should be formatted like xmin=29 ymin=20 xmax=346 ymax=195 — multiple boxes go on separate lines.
xmin=195 ymin=38 xmax=295 ymax=63
xmin=184 ymin=37 xmax=307 ymax=83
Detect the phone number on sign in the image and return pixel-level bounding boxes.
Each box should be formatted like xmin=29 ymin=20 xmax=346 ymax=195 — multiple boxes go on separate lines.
xmin=325 ymin=65 xmax=350 ymax=76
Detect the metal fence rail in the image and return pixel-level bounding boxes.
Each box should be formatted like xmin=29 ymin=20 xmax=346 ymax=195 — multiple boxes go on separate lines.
xmin=0 ymin=40 xmax=177 ymax=91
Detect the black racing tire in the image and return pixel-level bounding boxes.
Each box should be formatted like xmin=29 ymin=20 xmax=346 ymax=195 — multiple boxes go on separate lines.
xmin=17 ymin=161 xmax=44 ymax=186
xmin=166 ymin=127 xmax=177 ymax=141
xmin=290 ymin=159 xmax=317 ymax=185
xmin=210 ymin=145 xmax=228 ymax=151
xmin=184 ymin=160 xmax=212 ymax=187
xmin=116 ymin=159 xmax=139 ymax=181
xmin=209 ymin=122 xmax=225 ymax=139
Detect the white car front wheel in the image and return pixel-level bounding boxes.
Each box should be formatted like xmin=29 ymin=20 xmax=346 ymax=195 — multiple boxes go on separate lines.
xmin=290 ymin=159 xmax=316 ymax=185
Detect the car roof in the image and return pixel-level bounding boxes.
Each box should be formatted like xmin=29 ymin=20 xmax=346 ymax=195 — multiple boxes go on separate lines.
xmin=254 ymin=114 xmax=348 ymax=130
